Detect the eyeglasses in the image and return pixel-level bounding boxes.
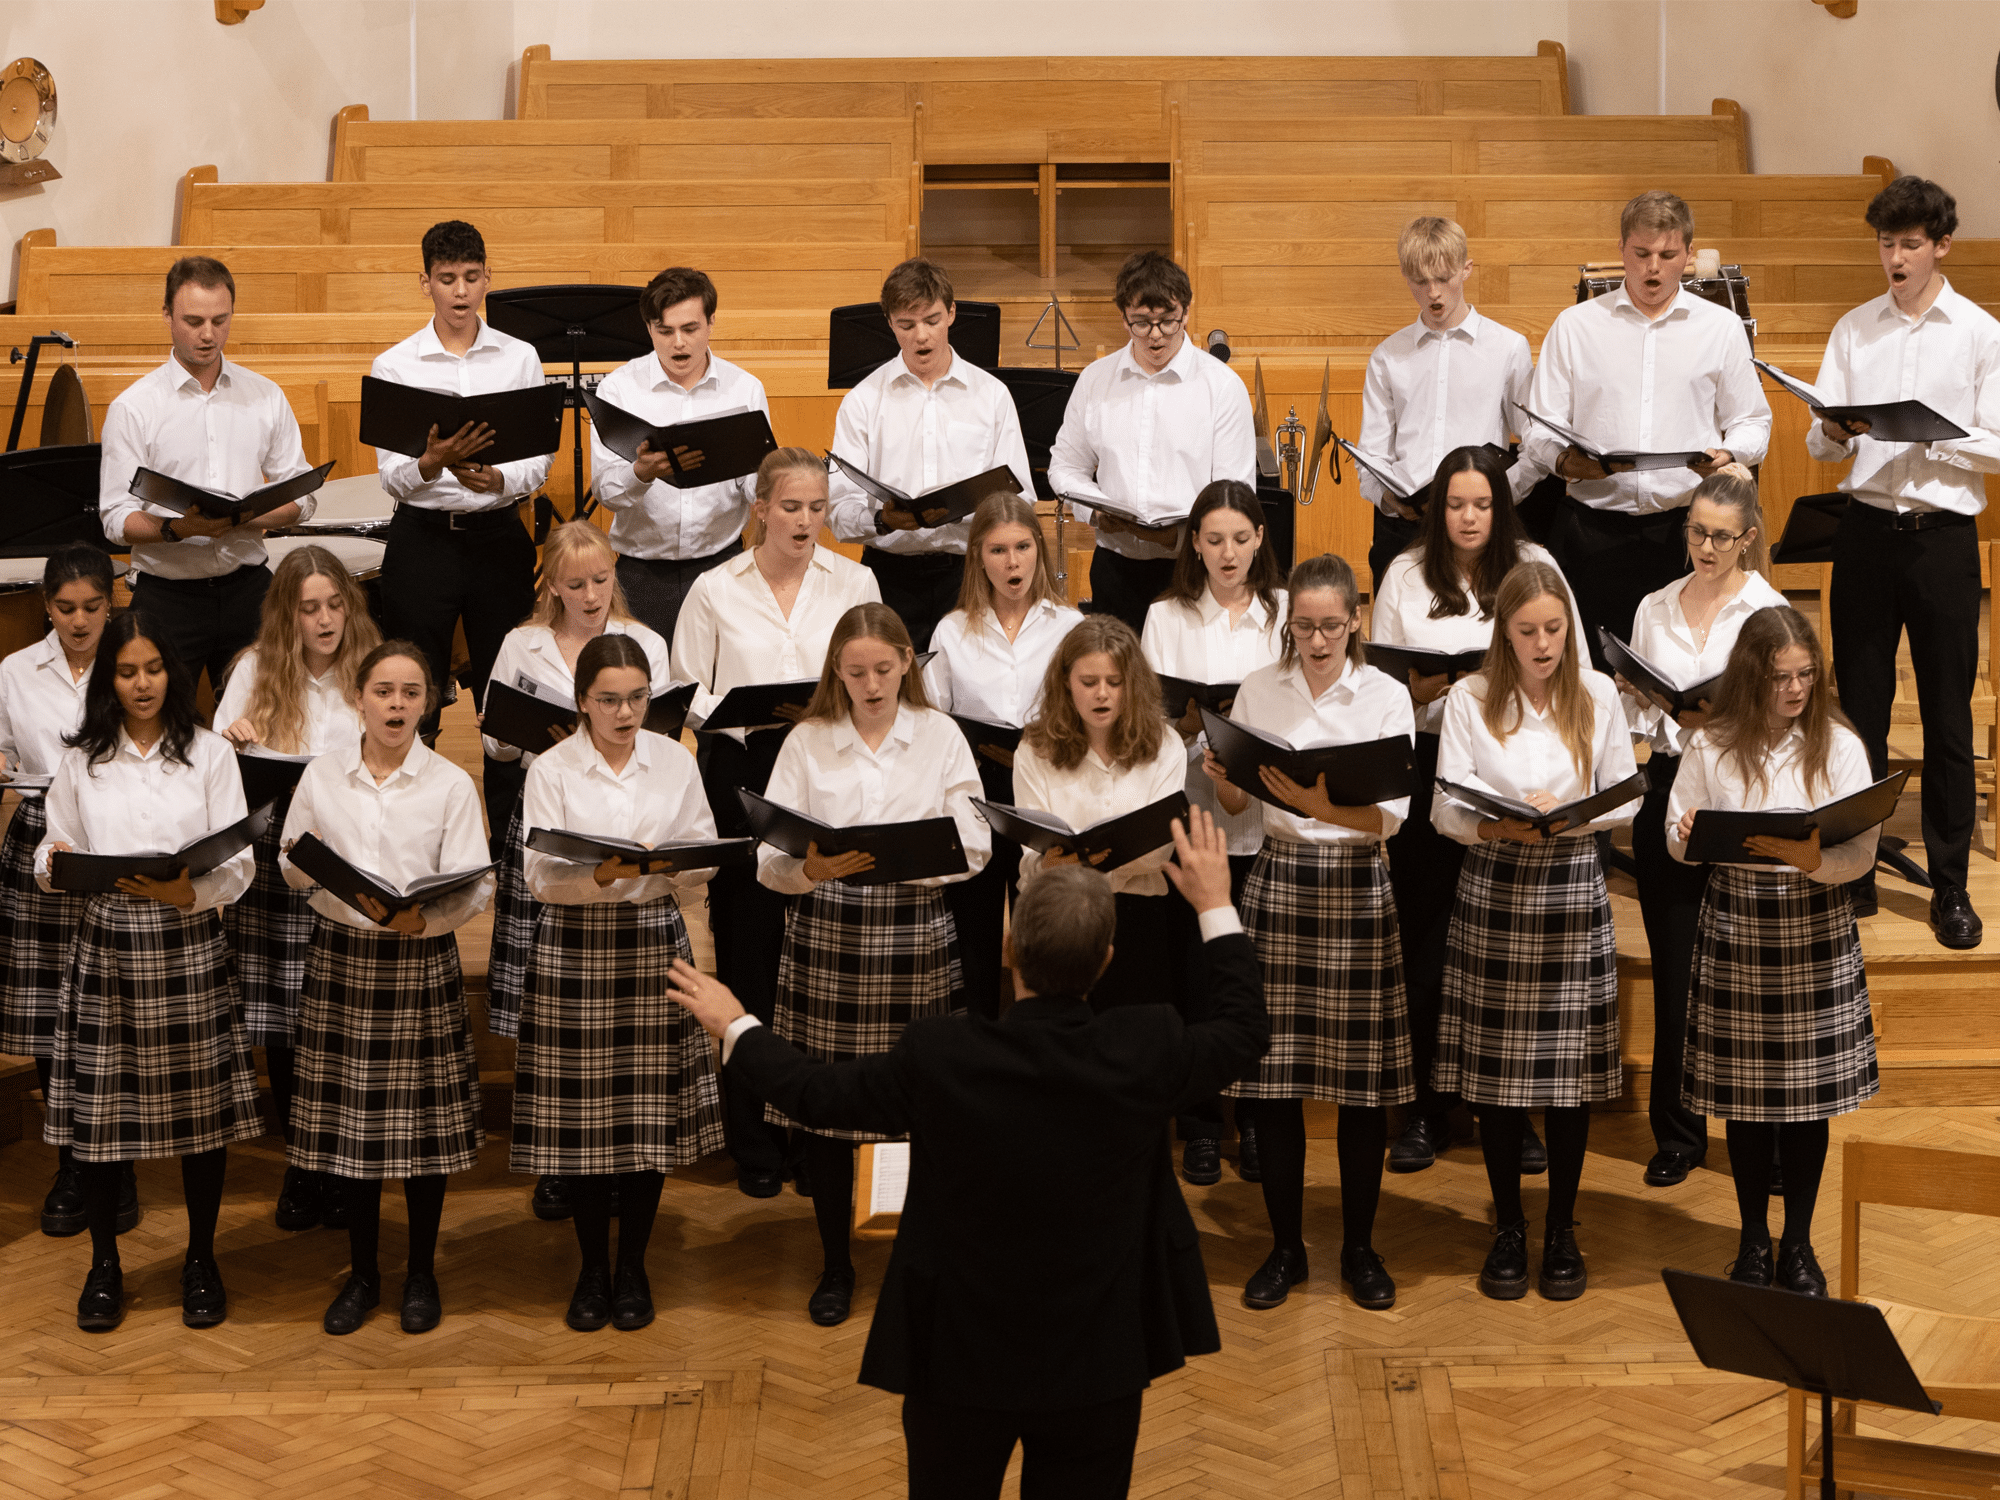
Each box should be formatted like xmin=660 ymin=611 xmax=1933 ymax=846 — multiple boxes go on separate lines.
xmin=1289 ymin=618 xmax=1353 ymax=641
xmin=586 ymin=690 xmax=651 ymax=711
xmin=1684 ymin=523 xmax=1748 ymax=551
xmin=1769 ymin=669 xmax=1818 ymax=689
xmin=1124 ymin=315 xmax=1185 ymax=337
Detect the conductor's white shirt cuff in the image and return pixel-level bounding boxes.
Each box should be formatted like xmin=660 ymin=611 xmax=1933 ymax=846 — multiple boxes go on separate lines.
xmin=1197 ymin=907 xmax=1244 ymax=942
xmin=722 ymin=1014 xmax=763 ymax=1066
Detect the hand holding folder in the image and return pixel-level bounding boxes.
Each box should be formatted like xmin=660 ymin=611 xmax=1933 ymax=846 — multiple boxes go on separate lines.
xmin=736 ymin=789 xmax=968 ymax=886
xmin=829 ymin=453 xmax=1020 ymax=533
xmin=1597 ymin=629 xmax=1720 ymax=718
xmin=285 ymin=832 xmax=493 ymax=927
xmin=1512 ymin=403 xmax=1708 ymax=474
xmin=50 ymin=802 xmax=274 ymax=894
xmin=973 ymin=793 xmax=1190 ymax=872
xmin=1362 ymin=642 xmax=1487 ymax=686
xmin=130 ymin=462 xmax=334 ymax=526
xmin=1435 ymin=770 xmax=1650 ymax=837
xmin=1683 ymin=770 xmax=1908 ymax=865
xmin=525 ymin=826 xmax=755 ymax=875
xmin=1156 ymin=676 xmax=1242 ymax=722
xmin=583 ymin=393 xmax=777 ymax=486
xmin=696 ymin=679 xmax=818 ymax=733
xmin=1754 ymin=360 xmax=1968 ymax=446
xmin=359 ymin=375 xmax=566 ymax=467
xmin=950 ymin=714 xmax=1023 ymax=769
xmin=1199 ymin=709 xmax=1414 ymax=812
xmin=1063 ymin=493 xmax=1192 ymax=536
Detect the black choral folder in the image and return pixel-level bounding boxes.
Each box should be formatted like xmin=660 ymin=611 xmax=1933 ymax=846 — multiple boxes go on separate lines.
xmin=1597 ymin=629 xmax=1721 ymax=716
xmin=1199 ymin=709 xmax=1414 ymax=810
xmin=696 ymin=679 xmax=818 ymax=733
xmin=950 ymin=714 xmax=1023 ymax=758
xmin=582 ymin=393 xmax=777 ymax=485
xmin=130 ymin=461 xmax=335 ymax=525
xmin=483 ymin=679 xmax=698 ymax=753
xmin=1363 ymin=642 xmax=1487 ymax=683
xmin=237 ymin=750 xmax=314 ymax=807
xmin=524 ymin=827 xmax=755 ymax=873
xmin=1771 ymin=492 xmax=1847 ymax=567
xmin=1684 ymin=770 xmax=1909 ymax=865
xmin=50 ymin=802 xmax=275 ymax=893
xmin=735 ymin=789 xmax=968 ymax=885
xmin=973 ymin=792 xmax=1190 ymax=871
xmin=828 ymin=454 xmax=1020 ymax=532
xmin=285 ymin=832 xmax=494 ymax=923
xmin=358 ymin=375 xmax=566 ymax=466
xmin=1333 ymin=436 xmax=1415 ymax=507
xmin=1062 ymin=494 xmax=1193 ymax=532
xmin=1434 ymin=770 xmax=1651 ymax=837
xmin=1157 ymin=676 xmax=1242 ymax=720
xmin=1754 ymin=359 xmax=1968 ymax=445
xmin=1512 ymin=404 xmax=1707 ymax=473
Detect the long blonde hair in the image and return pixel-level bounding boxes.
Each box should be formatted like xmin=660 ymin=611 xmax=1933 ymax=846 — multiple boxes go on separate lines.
xmin=1021 ymin=615 xmax=1165 ymax=773
xmin=955 ymin=491 xmax=1063 ymax=627
xmin=1479 ymin=561 xmax=1594 ymax=787
xmin=1702 ymin=606 xmax=1848 ymax=802
xmin=751 ymin=447 xmax=828 ymax=547
xmin=803 ymin=603 xmax=932 ymax=722
xmin=229 ymin=546 xmax=380 ymax=754
xmin=529 ymin=520 xmax=636 ymax=632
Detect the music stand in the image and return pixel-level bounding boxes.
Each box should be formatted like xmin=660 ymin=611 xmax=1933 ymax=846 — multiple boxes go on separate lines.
xmin=0 ymin=444 xmax=119 ymax=558
xmin=827 ymin=301 xmax=1002 ymax=389
xmin=1773 ymin=492 xmax=1847 ymax=567
xmin=484 ymin=284 xmax=651 ymax=521
xmin=988 ymin=366 xmax=1077 ymax=501
xmin=1258 ymin=479 xmax=1297 ymax=574
xmin=1662 ymin=1268 xmax=1940 ymax=1500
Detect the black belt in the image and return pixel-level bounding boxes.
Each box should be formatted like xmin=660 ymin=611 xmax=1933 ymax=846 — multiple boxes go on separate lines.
xmin=132 ymin=563 xmax=266 ymax=591
xmin=396 ymin=502 xmax=524 ymax=533
xmin=1846 ymin=503 xmax=1974 ymax=533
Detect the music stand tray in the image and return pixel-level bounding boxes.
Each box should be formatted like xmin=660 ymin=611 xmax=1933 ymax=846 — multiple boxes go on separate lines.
xmin=827 ymin=301 xmax=1002 ymax=389
xmin=0 ymin=443 xmax=119 ymax=558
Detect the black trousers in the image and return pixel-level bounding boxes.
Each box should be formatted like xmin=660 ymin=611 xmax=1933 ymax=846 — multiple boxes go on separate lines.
xmin=1831 ymin=507 xmax=1980 ymax=892
xmin=861 ymin=547 xmax=964 ymax=653
xmin=1367 ymin=508 xmax=1421 ymax=598
xmin=1385 ymin=732 xmax=1466 ymax=1120
xmin=902 ymin=1388 xmax=1144 ymax=1500
xmin=1085 ymin=547 xmax=1176 ymax=636
xmin=380 ymin=504 xmax=538 ymax=737
xmin=1175 ymin=851 xmax=1258 ymax=1142
xmin=615 ymin=545 xmax=738 ymax=646
xmin=1632 ymin=755 xmax=1711 ymax=1158
xmin=1545 ymin=498 xmax=1689 ymax=672
xmin=944 ymin=758 xmax=1020 ymax=1022
xmin=131 ymin=564 xmax=271 ymax=699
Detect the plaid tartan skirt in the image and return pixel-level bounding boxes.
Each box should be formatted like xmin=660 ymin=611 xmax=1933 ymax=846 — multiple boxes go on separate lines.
xmin=484 ymin=801 xmax=538 ymax=1039
xmin=289 ymin=916 xmax=484 ymax=1179
xmin=1434 ymin=835 xmax=1623 ymax=1108
xmin=42 ymin=893 xmax=264 ymax=1162
xmin=220 ymin=794 xmax=314 ymax=1047
xmin=1683 ymin=865 xmax=1878 ymax=1122
xmin=510 ymin=897 xmax=726 ymax=1174
xmin=0 ymin=797 xmax=85 ymax=1057
xmin=766 ymin=880 xmax=963 ymax=1143
xmin=1227 ymin=839 xmax=1414 ymax=1106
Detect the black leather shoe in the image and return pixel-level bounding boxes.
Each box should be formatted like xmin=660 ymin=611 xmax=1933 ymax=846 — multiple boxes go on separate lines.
xmin=1389 ymin=1115 xmax=1449 ymax=1174
xmin=1931 ymin=885 xmax=1984 ymax=950
xmin=791 ymin=1158 xmax=815 ymax=1198
xmin=611 ymin=1265 xmax=654 ymax=1331
xmin=1539 ymin=1222 xmax=1587 ymax=1300
xmin=401 ymin=1271 xmax=442 ymax=1332
xmin=1848 ymin=875 xmax=1879 ymax=919
xmin=275 ymin=1164 xmax=321 ymax=1231
xmin=736 ymin=1167 xmax=783 ymax=1199
xmin=317 ymin=1172 xmax=349 ymax=1230
xmin=181 ymin=1256 xmax=227 ymax=1328
xmin=808 ymin=1266 xmax=855 ymax=1326
xmin=1243 ymin=1247 xmax=1308 ymax=1310
xmin=323 ymin=1272 xmax=381 ymax=1335
xmin=116 ymin=1161 xmax=140 ymax=1234
xmin=1480 ymin=1220 xmax=1529 ymax=1300
xmin=1519 ymin=1119 xmax=1548 ymax=1176
xmin=532 ymin=1174 xmax=573 ymax=1221
xmin=1236 ymin=1121 xmax=1261 ymax=1182
xmin=76 ymin=1259 xmax=123 ymax=1332
xmin=1340 ymin=1246 xmax=1396 ymax=1311
xmin=1777 ymin=1241 xmax=1827 ymax=1297
xmin=41 ymin=1164 xmax=86 ymax=1237
xmin=1182 ymin=1138 xmax=1222 ymax=1186
xmin=566 ymin=1266 xmax=612 ymax=1331
xmin=1644 ymin=1149 xmax=1704 ymax=1187
xmin=1727 ymin=1239 xmax=1774 ymax=1287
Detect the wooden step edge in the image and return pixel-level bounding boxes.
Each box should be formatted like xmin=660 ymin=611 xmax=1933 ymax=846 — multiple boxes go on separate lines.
xmin=1802 ymin=1429 xmax=2000 ymax=1491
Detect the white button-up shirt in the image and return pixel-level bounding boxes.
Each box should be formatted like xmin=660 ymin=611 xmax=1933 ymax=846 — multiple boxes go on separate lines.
xmin=826 ymin=351 xmax=1036 ymax=556
xmin=98 ymin=353 xmax=315 ymax=579
xmin=1667 ymin=721 xmax=1878 ymax=884
xmin=1227 ymin=657 xmax=1414 ymax=846
xmin=589 ymin=350 xmax=769 ymax=559
xmin=1141 ymin=588 xmax=1288 ymax=854
xmin=279 ymin=737 xmax=493 ymax=937
xmin=36 ymin=727 xmax=254 ymax=911
xmin=922 ymin=598 xmax=1082 ymax=725
xmin=1623 ymin=570 xmax=1787 ymax=754
xmin=1012 ymin=725 xmax=1189 ymax=895
xmin=1525 ymin=285 xmax=1771 ymax=515
xmin=1358 ymin=308 xmax=1545 ymax=511
xmin=1805 ymin=279 xmax=2000 ymax=516
xmin=1048 ymin=337 xmax=1257 ymax=560
xmin=370 ymin=319 xmax=553 ymax=512
xmin=212 ymin=647 xmax=363 ymax=758
xmin=480 ymin=619 xmax=672 ymax=765
xmin=1433 ymin=668 xmax=1641 ymax=845
xmin=521 ymin=726 xmax=718 ymax=907
xmin=0 ymin=632 xmax=91 ymax=786
xmin=755 ymin=703 xmax=989 ymax=894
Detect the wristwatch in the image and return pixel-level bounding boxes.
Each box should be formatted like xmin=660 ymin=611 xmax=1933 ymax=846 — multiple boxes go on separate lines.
xmin=160 ymin=518 xmax=180 ymax=543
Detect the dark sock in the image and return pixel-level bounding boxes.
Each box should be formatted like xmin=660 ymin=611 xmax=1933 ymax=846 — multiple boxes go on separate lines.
xmin=180 ymin=1148 xmax=227 ymax=1263
xmin=265 ymin=1045 xmax=297 ymax=1143
xmin=1541 ymin=1105 xmax=1590 ymax=1228
xmin=1479 ymin=1107 xmax=1527 ymax=1224
xmin=1725 ymin=1121 xmax=1776 ymax=1243
xmin=1249 ymin=1099 xmax=1308 ymax=1254
xmin=403 ymin=1175 xmax=448 ymax=1277
xmin=804 ymin=1133 xmax=856 ymax=1272
xmin=615 ymin=1171 xmax=665 ymax=1270
xmin=80 ymin=1160 xmax=122 ymax=1263
xmin=570 ymin=1174 xmax=612 ymax=1272
xmin=1777 ymin=1121 xmax=1830 ymax=1251
xmin=345 ymin=1178 xmax=385 ymax=1280
xmin=1335 ymin=1105 xmax=1386 ymax=1252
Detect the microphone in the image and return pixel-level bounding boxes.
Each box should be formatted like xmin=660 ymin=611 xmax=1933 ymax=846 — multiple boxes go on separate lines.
xmin=1205 ymin=328 xmax=1232 ymax=363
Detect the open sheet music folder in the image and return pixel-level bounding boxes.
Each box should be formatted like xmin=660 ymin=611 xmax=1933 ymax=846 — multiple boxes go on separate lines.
xmin=524 ymin=826 xmax=755 ymax=873
xmin=827 ymin=454 xmax=1020 ymax=532
xmin=1684 ymin=770 xmax=1909 ymax=864
xmin=49 ymin=802 xmax=275 ymax=893
xmin=358 ymin=376 xmax=566 ymax=466
xmin=972 ymin=793 xmax=1190 ymax=872
xmin=130 ymin=462 xmax=334 ymax=525
xmin=1362 ymin=642 xmax=1487 ymax=683
xmin=582 ymin=393 xmax=777 ymax=485
xmin=735 ymin=790 xmax=967 ymax=885
xmin=1512 ymin=403 xmax=1707 ymax=472
xmin=1199 ymin=710 xmax=1413 ymax=811
xmin=1434 ymin=770 xmax=1651 ymax=837
xmin=285 ymin=833 xmax=494 ymax=924
xmin=1597 ymin=629 xmax=1720 ymax=716
xmin=1754 ymin=359 xmax=1968 ymax=445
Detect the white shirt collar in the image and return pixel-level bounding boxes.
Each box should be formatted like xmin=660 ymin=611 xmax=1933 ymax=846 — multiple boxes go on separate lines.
xmin=413 ymin=318 xmax=504 ymax=361
xmin=1877 ymin=276 xmax=1963 ymax=326
xmin=1416 ymin=306 xmax=1486 ymax=345
xmin=343 ymin=735 xmax=430 ymax=786
xmin=116 ymin=726 xmax=168 ymax=762
xmin=1281 ymin=655 xmax=1358 ymax=704
xmin=168 ymin=350 xmax=233 ymax=392
xmin=579 ymin=728 xmax=651 ymax=781
xmin=1115 ymin=334 xmax=1202 ymax=385
xmin=890 ymin=349 xmax=967 ymax=390
xmin=831 ymin=701 xmax=917 ymax=755
xmin=1608 ymin=283 xmax=1695 ymax=324
xmin=648 ymin=349 xmax=720 ymax=393
xmin=1196 ymin=586 xmax=1272 ymax=630
xmin=728 ymin=545 xmax=833 ymax=579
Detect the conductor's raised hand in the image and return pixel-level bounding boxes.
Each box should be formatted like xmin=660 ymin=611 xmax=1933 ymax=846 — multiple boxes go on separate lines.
xmin=666 ymin=958 xmax=747 ymax=1039
xmin=802 ymin=840 xmax=875 ymax=884
xmin=419 ymin=419 xmax=495 ymax=480
xmin=1162 ymin=807 xmax=1232 ymax=913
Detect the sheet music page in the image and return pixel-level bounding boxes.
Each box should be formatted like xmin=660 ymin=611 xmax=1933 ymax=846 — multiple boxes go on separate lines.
xmin=869 ymin=1142 xmax=910 ymax=1216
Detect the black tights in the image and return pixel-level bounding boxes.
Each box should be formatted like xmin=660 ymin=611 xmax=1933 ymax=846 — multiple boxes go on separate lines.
xmin=79 ymin=1148 xmax=227 ymax=1265
xmin=264 ymin=1045 xmax=297 ymax=1142
xmin=1725 ymin=1120 xmax=1830 ymax=1249
xmin=336 ymin=1175 xmax=448 ymax=1280
xmin=569 ymin=1172 xmax=666 ymax=1272
xmin=1241 ymin=1100 xmax=1388 ymax=1254
xmin=35 ymin=1058 xmax=70 ymax=1172
xmin=804 ymin=1132 xmax=857 ymax=1272
xmin=1481 ymin=1105 xmax=1591 ymax=1228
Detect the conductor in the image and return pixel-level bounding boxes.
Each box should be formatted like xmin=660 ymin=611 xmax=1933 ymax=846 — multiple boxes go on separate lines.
xmin=667 ymin=808 xmax=1268 ymax=1499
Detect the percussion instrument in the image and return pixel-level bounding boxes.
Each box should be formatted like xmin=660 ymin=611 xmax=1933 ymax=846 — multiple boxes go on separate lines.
xmin=1576 ymin=265 xmax=1755 ymax=348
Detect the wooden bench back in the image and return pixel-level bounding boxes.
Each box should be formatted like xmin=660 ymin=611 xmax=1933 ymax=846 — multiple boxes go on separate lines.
xmin=1841 ymin=1140 xmax=2000 ymax=1301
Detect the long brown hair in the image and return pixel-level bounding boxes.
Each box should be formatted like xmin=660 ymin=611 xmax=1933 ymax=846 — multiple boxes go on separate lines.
xmin=1688 ymin=465 xmax=1771 ymax=578
xmin=1279 ymin=553 xmax=1366 ymax=672
xmin=1159 ymin=479 xmax=1284 ymax=622
xmin=1415 ymin=444 xmax=1533 ymax=621
xmin=529 ymin=520 xmax=637 ymax=632
xmin=954 ymin=491 xmax=1064 ymax=627
xmin=1021 ymin=616 xmax=1164 ymax=772
xmin=1701 ymin=606 xmax=1847 ymax=802
xmin=227 ymin=545 xmax=381 ymax=754
xmin=802 ymin=603 xmax=932 ymax=723
xmin=1479 ymin=561 xmax=1595 ymax=786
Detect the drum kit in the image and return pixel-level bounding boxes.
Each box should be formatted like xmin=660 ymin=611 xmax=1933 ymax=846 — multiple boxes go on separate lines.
xmin=1576 ymin=246 xmax=1756 ymax=348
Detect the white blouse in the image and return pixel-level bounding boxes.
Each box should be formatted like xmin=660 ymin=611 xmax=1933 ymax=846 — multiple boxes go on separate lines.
xmin=213 ymin=647 xmax=362 ymax=758
xmin=756 ymin=703 xmax=989 ymax=895
xmin=279 ymin=738 xmax=493 ymax=938
xmin=1623 ymin=570 xmax=1788 ymax=755
xmin=1666 ymin=721 xmax=1878 ymax=885
xmin=1227 ymin=658 xmax=1414 ymax=846
xmin=1141 ymin=587 xmax=1288 ymax=856
xmin=922 ymin=598 xmax=1082 ymax=726
xmin=1012 ymin=726 xmax=1188 ymax=896
xmin=0 ymin=632 xmax=91 ymax=786
xmin=522 ymin=728 xmax=718 ymax=907
xmin=481 ymin=619 xmax=671 ymax=766
xmin=35 ymin=727 xmax=254 ymax=912
xmin=1432 ymin=669 xmax=1641 ymax=846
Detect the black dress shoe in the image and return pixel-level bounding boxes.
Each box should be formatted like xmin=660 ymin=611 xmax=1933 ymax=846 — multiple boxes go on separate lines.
xmin=1519 ymin=1119 xmax=1548 ymax=1175
xmin=1777 ymin=1241 xmax=1827 ymax=1297
xmin=1539 ymin=1222 xmax=1587 ymax=1300
xmin=323 ymin=1272 xmax=381 ymax=1335
xmin=181 ymin=1256 xmax=228 ymax=1328
xmin=1182 ymin=1138 xmax=1222 ymax=1186
xmin=611 ymin=1265 xmax=654 ymax=1331
xmin=532 ymin=1174 xmax=573 ymax=1221
xmin=808 ymin=1266 xmax=855 ymax=1326
xmin=41 ymin=1164 xmax=86 ymax=1237
xmin=566 ymin=1266 xmax=612 ymax=1331
xmin=1480 ymin=1220 xmax=1529 ymax=1300
xmin=1644 ymin=1149 xmax=1704 ymax=1187
xmin=76 ymin=1259 xmax=123 ymax=1332
xmin=116 ymin=1162 xmax=140 ymax=1234
xmin=1389 ymin=1115 xmax=1449 ymax=1174
xmin=1340 ymin=1246 xmax=1396 ymax=1311
xmin=1931 ymin=885 xmax=1984 ymax=950
xmin=317 ymin=1172 xmax=350 ymax=1230
xmin=1236 ymin=1121 xmax=1261 ymax=1182
xmin=736 ymin=1167 xmax=783 ymax=1199
xmin=1727 ymin=1239 xmax=1774 ymax=1287
xmin=275 ymin=1164 xmax=321 ymax=1231
xmin=401 ymin=1271 xmax=442 ymax=1332
xmin=791 ymin=1158 xmax=815 ymax=1198
xmin=1242 ymin=1247 xmax=1308 ymax=1310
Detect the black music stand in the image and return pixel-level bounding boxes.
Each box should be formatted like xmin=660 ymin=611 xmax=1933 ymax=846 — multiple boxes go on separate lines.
xmin=1773 ymin=492 xmax=1847 ymax=567
xmin=1662 ymin=1268 xmax=1940 ymax=1500
xmin=988 ymin=366 xmax=1078 ymax=501
xmin=7 ymin=331 xmax=77 ymax=453
xmin=827 ymin=301 xmax=1002 ymax=389
xmin=485 ymin=284 xmax=650 ymax=521
xmin=1258 ymin=479 xmax=1297 ymax=574
xmin=0 ymin=444 xmax=119 ymax=558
